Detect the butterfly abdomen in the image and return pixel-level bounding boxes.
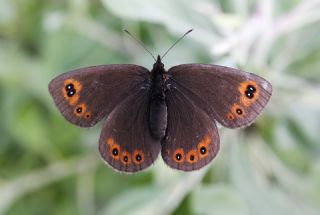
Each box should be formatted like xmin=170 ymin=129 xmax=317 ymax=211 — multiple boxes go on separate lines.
xmin=149 ymin=98 xmax=167 ymax=139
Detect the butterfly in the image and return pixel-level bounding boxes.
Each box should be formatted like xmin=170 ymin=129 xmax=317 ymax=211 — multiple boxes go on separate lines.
xmin=48 ymin=30 xmax=272 ymax=173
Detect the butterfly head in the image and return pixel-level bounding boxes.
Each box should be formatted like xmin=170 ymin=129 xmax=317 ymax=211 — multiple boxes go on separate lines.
xmin=152 ymin=55 xmax=165 ymax=71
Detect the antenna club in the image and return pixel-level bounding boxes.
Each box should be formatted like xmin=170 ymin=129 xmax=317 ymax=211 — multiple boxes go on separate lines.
xmin=186 ymin=29 xmax=193 ymax=34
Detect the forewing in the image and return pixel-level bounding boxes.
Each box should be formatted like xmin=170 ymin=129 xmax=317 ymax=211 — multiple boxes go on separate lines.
xmin=168 ymin=64 xmax=272 ymax=128
xmin=99 ymin=88 xmax=161 ymax=173
xmin=49 ymin=65 xmax=149 ymax=127
xmin=161 ymin=87 xmax=220 ymax=171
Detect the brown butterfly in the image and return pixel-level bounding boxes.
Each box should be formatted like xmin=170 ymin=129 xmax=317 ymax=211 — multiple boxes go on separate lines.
xmin=48 ymin=30 xmax=272 ymax=173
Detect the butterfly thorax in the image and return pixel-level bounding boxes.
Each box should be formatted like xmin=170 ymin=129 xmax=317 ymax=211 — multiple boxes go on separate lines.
xmin=149 ymin=55 xmax=168 ymax=140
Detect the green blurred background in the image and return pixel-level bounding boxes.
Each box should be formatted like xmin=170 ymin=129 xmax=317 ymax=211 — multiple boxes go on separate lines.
xmin=0 ymin=0 xmax=320 ymax=214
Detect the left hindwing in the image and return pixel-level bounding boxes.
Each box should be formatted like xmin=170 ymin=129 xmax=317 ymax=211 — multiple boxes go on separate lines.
xmin=99 ymin=88 xmax=161 ymax=173
xmin=168 ymin=64 xmax=272 ymax=128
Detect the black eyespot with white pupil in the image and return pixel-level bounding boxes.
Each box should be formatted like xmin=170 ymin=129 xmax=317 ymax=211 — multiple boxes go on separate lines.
xmin=112 ymin=148 xmax=118 ymax=156
xmin=176 ymin=153 xmax=182 ymax=161
xmin=65 ymin=83 xmax=74 ymax=90
xmin=65 ymin=83 xmax=76 ymax=97
xmin=76 ymin=107 xmax=82 ymax=113
xmin=67 ymin=90 xmax=76 ymax=97
xmin=247 ymin=85 xmax=256 ymax=93
xmin=123 ymin=156 xmax=128 ymax=162
xmin=190 ymin=155 xmax=195 ymax=161
xmin=236 ymin=108 xmax=243 ymax=115
xmin=245 ymin=85 xmax=256 ymax=99
xmin=200 ymin=147 xmax=207 ymax=155
xmin=136 ymin=154 xmax=142 ymax=162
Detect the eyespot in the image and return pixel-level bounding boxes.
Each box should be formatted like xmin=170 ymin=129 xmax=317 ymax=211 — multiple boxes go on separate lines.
xmin=136 ymin=154 xmax=142 ymax=161
xmin=245 ymin=90 xmax=254 ymax=99
xmin=85 ymin=112 xmax=91 ymax=119
xmin=124 ymin=156 xmax=128 ymax=162
xmin=110 ymin=143 xmax=120 ymax=160
xmin=74 ymin=104 xmax=87 ymax=116
xmin=238 ymin=81 xmax=259 ymax=106
xmin=133 ymin=150 xmax=144 ymax=164
xmin=245 ymin=84 xmax=256 ymax=99
xmin=121 ymin=151 xmax=132 ymax=164
xmin=231 ymin=103 xmax=245 ymax=117
xmin=65 ymin=83 xmax=74 ymax=91
xmin=65 ymin=83 xmax=76 ymax=97
xmin=236 ymin=108 xmax=243 ymax=115
xmin=200 ymin=147 xmax=207 ymax=155
xmin=76 ymin=107 xmax=82 ymax=113
xmin=187 ymin=150 xmax=198 ymax=164
xmin=63 ymin=79 xmax=82 ymax=105
xmin=198 ymin=145 xmax=208 ymax=159
xmin=173 ymin=149 xmax=185 ymax=163
xmin=112 ymin=148 xmax=119 ymax=156
xmin=197 ymin=135 xmax=211 ymax=159
xmin=247 ymin=85 xmax=256 ymax=93
xmin=67 ymin=89 xmax=76 ymax=97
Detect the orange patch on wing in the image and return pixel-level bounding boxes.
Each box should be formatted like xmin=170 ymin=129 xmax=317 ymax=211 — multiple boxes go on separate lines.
xmin=62 ymin=92 xmax=79 ymax=106
xmin=238 ymin=80 xmax=260 ymax=107
xmin=173 ymin=148 xmax=185 ymax=163
xmin=204 ymin=135 xmax=211 ymax=145
xmin=133 ymin=150 xmax=144 ymax=164
xmin=186 ymin=150 xmax=198 ymax=164
xmin=69 ymin=95 xmax=80 ymax=106
xmin=106 ymin=137 xmax=114 ymax=146
xmin=121 ymin=151 xmax=132 ymax=165
xmin=240 ymin=96 xmax=251 ymax=107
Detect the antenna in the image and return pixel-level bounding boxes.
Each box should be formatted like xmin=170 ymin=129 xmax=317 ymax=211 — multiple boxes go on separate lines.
xmin=123 ymin=29 xmax=157 ymax=61
xmin=161 ymin=29 xmax=193 ymax=60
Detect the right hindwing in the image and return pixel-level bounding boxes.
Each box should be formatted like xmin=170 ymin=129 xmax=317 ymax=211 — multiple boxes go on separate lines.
xmin=161 ymin=83 xmax=220 ymax=171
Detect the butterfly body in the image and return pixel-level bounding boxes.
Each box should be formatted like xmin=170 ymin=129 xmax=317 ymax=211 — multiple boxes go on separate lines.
xmin=49 ymin=56 xmax=272 ymax=173
xmin=149 ymin=55 xmax=168 ymax=140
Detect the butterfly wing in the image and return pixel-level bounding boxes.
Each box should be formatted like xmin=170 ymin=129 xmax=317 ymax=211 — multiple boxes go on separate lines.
xmin=161 ymin=86 xmax=220 ymax=171
xmin=49 ymin=65 xmax=149 ymax=127
xmin=99 ymin=87 xmax=160 ymax=173
xmin=168 ymin=64 xmax=272 ymax=128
